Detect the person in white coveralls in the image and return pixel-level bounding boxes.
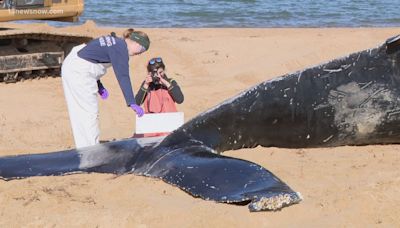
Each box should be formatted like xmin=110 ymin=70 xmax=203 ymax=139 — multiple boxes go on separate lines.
xmin=61 ymin=28 xmax=150 ymax=148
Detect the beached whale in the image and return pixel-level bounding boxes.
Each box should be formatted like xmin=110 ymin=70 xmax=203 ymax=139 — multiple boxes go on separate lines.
xmin=0 ymin=35 xmax=399 ymax=212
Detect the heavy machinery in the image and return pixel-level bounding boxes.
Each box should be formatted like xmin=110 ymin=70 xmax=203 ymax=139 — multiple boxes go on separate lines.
xmin=0 ymin=0 xmax=92 ymax=83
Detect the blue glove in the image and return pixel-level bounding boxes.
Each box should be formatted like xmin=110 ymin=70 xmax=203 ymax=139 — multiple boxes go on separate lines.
xmin=98 ymin=88 xmax=109 ymax=100
xmin=130 ymin=104 xmax=144 ymax=117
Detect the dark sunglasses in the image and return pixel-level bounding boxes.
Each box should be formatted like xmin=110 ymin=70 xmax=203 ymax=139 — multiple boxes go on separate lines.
xmin=149 ymin=57 xmax=163 ymax=65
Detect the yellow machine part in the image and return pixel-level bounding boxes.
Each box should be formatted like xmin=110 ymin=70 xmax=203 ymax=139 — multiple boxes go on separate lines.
xmin=0 ymin=0 xmax=84 ymax=22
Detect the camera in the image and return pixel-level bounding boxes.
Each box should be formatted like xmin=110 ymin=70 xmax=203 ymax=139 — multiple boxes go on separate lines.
xmin=151 ymin=70 xmax=160 ymax=85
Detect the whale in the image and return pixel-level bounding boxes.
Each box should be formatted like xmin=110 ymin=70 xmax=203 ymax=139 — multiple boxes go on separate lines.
xmin=0 ymin=34 xmax=399 ymax=212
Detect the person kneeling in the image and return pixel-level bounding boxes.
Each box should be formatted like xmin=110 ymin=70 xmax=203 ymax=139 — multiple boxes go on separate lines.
xmin=133 ymin=57 xmax=184 ymax=137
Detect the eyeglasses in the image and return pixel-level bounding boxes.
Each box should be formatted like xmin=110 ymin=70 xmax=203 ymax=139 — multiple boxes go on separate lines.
xmin=149 ymin=57 xmax=163 ymax=65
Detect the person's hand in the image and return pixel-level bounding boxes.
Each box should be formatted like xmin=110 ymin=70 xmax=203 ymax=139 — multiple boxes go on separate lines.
xmin=159 ymin=76 xmax=171 ymax=88
xmin=145 ymin=73 xmax=153 ymax=85
xmin=98 ymin=88 xmax=109 ymax=100
xmin=130 ymin=104 xmax=144 ymax=117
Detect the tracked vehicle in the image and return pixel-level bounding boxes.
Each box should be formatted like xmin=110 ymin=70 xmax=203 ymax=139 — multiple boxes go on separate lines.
xmin=0 ymin=0 xmax=92 ymax=83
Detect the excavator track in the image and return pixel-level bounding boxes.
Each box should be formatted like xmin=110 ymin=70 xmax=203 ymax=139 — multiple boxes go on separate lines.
xmin=0 ymin=29 xmax=92 ymax=83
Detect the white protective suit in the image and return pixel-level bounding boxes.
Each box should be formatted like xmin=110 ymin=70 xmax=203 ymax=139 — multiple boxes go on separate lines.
xmin=61 ymin=44 xmax=110 ymax=148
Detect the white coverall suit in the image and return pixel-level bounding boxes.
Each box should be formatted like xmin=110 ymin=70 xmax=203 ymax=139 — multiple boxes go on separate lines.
xmin=61 ymin=44 xmax=110 ymax=148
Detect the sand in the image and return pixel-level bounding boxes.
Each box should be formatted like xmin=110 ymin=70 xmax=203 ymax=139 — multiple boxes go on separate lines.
xmin=0 ymin=22 xmax=400 ymax=227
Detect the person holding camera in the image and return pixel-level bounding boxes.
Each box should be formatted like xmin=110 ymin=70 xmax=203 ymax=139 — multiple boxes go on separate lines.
xmin=134 ymin=57 xmax=184 ymax=137
xmin=61 ymin=28 xmax=149 ymax=148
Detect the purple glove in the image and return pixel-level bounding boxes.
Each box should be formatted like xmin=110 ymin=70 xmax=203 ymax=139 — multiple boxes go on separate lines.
xmin=98 ymin=88 xmax=109 ymax=100
xmin=130 ymin=104 xmax=144 ymax=117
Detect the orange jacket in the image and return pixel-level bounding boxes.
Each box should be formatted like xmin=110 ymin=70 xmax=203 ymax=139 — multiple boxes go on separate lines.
xmin=143 ymin=88 xmax=178 ymax=114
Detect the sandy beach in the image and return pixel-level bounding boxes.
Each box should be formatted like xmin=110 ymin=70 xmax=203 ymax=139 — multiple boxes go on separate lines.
xmin=0 ymin=22 xmax=400 ymax=227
